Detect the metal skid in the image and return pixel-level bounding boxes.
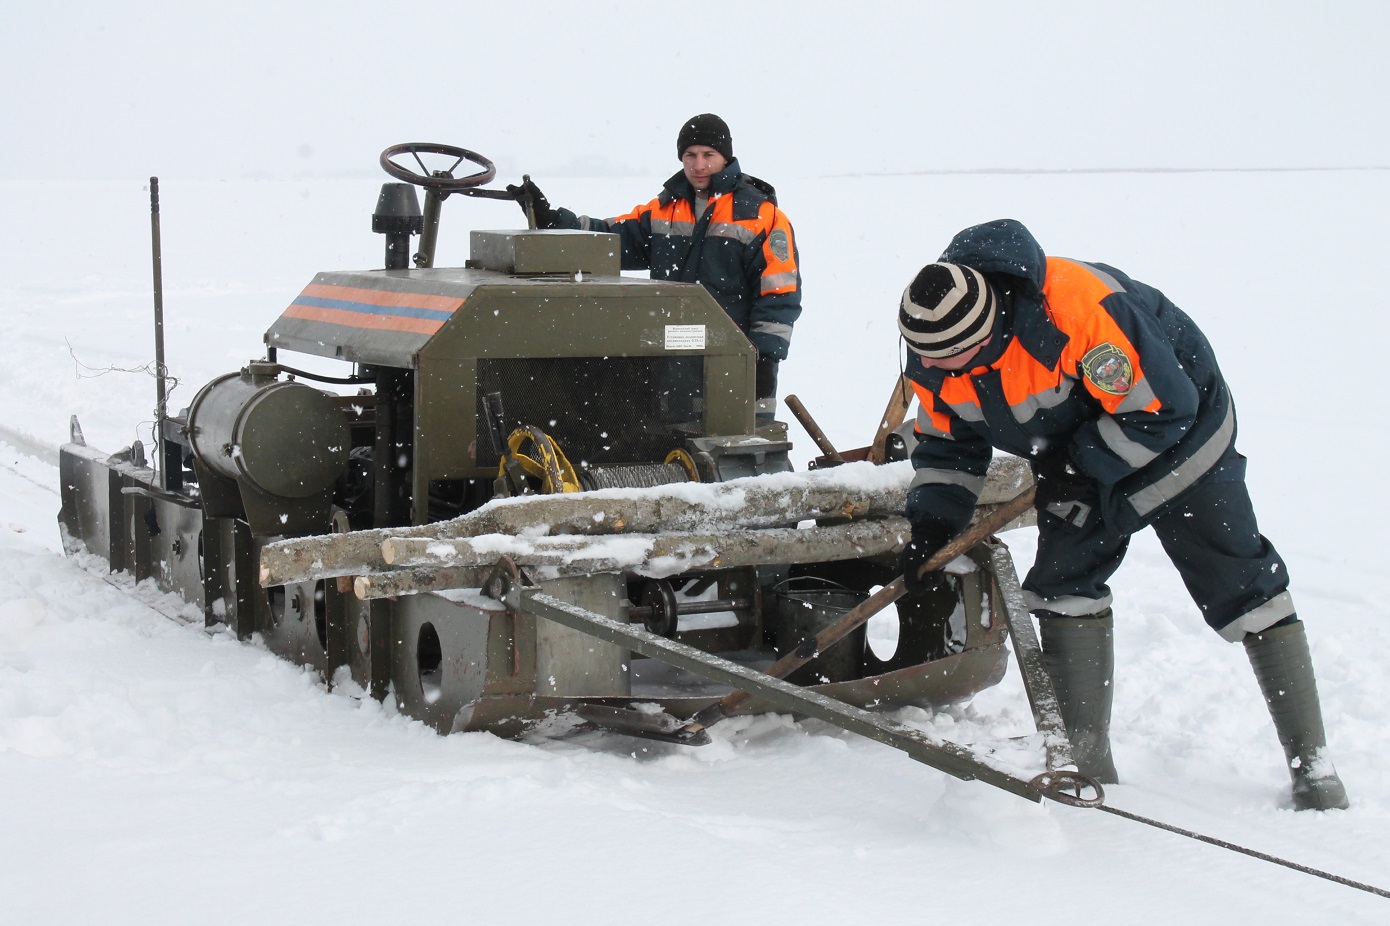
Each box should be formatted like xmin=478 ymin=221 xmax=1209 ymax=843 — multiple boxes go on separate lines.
xmin=59 ymin=432 xmax=1072 ymax=800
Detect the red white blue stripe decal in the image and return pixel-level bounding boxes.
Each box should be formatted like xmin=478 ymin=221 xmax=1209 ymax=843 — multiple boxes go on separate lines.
xmin=282 ymin=283 xmax=464 ymax=335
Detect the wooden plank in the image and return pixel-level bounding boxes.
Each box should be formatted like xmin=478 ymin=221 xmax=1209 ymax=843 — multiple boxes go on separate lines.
xmin=867 ymin=375 xmax=913 ymax=465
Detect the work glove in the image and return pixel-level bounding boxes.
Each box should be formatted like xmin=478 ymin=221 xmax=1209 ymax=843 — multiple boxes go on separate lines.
xmin=505 ymin=176 xmax=556 ymax=229
xmin=1032 ymin=448 xmax=1091 ymax=508
xmin=898 ymin=519 xmax=954 ymax=598
xmin=1032 ymin=448 xmax=1097 ymax=528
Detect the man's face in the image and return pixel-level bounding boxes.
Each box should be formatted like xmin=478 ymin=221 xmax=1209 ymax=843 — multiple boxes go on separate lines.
xmin=682 ymin=146 xmax=728 ymax=191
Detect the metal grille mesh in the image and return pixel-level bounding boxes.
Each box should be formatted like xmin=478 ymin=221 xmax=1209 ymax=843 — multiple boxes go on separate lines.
xmin=475 ymin=356 xmax=704 ymax=468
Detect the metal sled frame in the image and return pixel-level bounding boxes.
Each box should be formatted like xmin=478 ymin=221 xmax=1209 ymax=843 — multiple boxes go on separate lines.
xmin=489 ymin=538 xmax=1076 ymax=802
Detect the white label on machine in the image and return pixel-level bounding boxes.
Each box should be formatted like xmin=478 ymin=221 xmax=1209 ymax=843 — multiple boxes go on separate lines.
xmin=664 ymin=324 xmax=706 ymax=350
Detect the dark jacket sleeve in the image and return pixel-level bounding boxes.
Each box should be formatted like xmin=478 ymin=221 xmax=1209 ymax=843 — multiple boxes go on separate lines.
xmin=904 ymin=388 xmax=994 ymax=534
xmin=743 ymin=203 xmax=801 ymax=361
xmin=553 ymin=200 xmax=656 ymax=272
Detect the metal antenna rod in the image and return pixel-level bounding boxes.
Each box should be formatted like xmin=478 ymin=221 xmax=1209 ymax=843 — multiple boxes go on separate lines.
xmin=149 ymin=176 xmax=168 ymax=489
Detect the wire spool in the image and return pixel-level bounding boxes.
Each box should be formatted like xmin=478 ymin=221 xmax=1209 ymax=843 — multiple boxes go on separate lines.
xmin=577 ymin=447 xmax=701 ymax=491
xmin=502 ymin=429 xmax=702 ymax=493
xmin=579 ymin=461 xmax=691 ymax=491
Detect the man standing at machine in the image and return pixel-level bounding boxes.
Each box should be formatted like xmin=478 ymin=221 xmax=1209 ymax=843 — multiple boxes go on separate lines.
xmin=893 ymin=218 xmax=1348 ymax=811
xmin=508 ymin=114 xmax=801 ymax=419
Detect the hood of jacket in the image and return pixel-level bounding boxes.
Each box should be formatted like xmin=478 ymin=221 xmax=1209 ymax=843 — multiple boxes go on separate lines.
xmin=939 ymin=218 xmax=1048 ymax=299
xmin=936 ymin=218 xmax=1068 ymax=370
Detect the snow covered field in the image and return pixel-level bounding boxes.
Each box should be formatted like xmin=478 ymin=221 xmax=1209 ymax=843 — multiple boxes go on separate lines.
xmin=4 ymin=3 xmax=1390 ymax=923
xmin=4 ymin=167 xmax=1389 ymax=924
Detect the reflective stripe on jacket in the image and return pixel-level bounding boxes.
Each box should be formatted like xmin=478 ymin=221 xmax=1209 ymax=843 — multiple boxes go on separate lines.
xmin=906 ymin=219 xmax=1234 ymax=535
xmin=555 ymin=159 xmax=801 ymax=361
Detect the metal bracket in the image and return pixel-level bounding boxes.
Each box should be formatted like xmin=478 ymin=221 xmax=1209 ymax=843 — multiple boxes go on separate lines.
xmin=483 ymin=556 xmax=528 ymax=677
xmin=1029 ymin=770 xmax=1105 ymax=807
xmin=987 ymin=543 xmax=1077 ymax=773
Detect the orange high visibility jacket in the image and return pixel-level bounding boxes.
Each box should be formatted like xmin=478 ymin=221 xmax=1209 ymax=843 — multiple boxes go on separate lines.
xmin=556 ymin=159 xmax=801 ymax=361
xmin=905 ymin=220 xmax=1235 ymax=535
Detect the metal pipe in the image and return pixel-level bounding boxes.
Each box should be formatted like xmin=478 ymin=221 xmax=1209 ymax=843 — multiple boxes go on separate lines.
xmin=627 ymin=597 xmax=751 ymax=620
xmin=149 ymin=177 xmax=168 ymax=489
xmin=415 ymin=188 xmax=446 ymax=268
xmin=785 ymin=394 xmax=843 ymax=463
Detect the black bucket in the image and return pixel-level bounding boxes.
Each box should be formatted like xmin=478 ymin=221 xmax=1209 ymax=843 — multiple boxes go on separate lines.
xmin=772 ymin=577 xmax=868 ymax=685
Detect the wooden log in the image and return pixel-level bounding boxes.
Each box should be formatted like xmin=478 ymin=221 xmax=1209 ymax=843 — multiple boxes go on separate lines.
xmin=354 ymin=566 xmax=491 ymax=601
xmin=381 ymin=516 xmax=912 ymax=572
xmin=260 ymin=455 xmax=1035 ymax=588
xmin=262 ymin=462 xmax=908 ymax=585
xmin=356 ymin=517 xmax=914 ymax=599
xmin=260 ymin=526 xmax=401 ymax=588
xmin=433 ymin=468 xmax=911 ymax=538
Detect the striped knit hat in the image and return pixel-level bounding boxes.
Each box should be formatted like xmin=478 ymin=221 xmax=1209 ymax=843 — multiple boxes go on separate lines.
xmin=899 ymin=262 xmax=997 ymax=359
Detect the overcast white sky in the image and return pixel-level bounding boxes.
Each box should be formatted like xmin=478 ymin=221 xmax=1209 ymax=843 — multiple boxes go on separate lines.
xmin=5 ymin=1 xmax=1386 ymax=183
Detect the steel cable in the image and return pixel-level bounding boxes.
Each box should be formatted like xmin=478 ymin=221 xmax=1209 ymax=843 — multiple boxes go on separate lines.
xmin=1094 ymin=803 xmax=1390 ymax=900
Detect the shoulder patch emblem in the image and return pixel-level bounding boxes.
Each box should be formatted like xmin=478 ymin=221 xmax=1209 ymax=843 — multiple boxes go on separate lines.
xmin=1080 ymin=343 xmax=1134 ymax=395
xmin=768 ymin=228 xmax=791 ymax=263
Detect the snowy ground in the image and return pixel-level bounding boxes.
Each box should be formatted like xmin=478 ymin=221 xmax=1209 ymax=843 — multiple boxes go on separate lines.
xmin=2 ymin=166 xmax=1389 ymax=924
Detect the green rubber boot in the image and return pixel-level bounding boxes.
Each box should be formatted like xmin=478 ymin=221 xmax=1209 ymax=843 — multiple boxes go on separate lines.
xmin=1037 ymin=610 xmax=1119 ymax=784
xmin=1244 ymin=622 xmax=1349 ymax=811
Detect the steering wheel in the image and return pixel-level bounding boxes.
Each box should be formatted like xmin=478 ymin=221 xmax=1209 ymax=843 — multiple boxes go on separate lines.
xmin=379 ymin=143 xmax=498 ymax=194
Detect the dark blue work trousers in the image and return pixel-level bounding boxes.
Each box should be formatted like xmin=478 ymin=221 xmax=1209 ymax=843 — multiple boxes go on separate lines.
xmin=1022 ymin=450 xmax=1295 ymax=640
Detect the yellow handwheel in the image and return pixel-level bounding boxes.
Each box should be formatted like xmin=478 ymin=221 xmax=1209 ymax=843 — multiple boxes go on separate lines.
xmin=664 ymin=448 xmax=701 ymax=483
xmin=500 ymin=427 xmax=581 ymax=494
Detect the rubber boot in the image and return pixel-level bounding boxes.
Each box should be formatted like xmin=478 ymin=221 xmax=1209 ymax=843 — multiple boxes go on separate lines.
xmin=1037 ymin=610 xmax=1119 ymax=784
xmin=1244 ymin=622 xmax=1349 ymax=811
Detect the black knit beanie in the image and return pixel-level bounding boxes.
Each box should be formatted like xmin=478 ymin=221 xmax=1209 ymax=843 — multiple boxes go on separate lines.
xmin=676 ymin=113 xmax=734 ymax=161
xmin=899 ymin=263 xmax=997 ymax=359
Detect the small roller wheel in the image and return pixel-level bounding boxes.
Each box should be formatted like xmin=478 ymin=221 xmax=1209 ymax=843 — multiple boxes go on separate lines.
xmin=641 ymin=579 xmax=680 ymax=638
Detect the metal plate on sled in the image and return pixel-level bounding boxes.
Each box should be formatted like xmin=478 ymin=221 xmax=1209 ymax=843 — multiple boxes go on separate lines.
xmin=595 ymin=642 xmax=1009 ymax=720
xmin=447 ymin=642 xmax=1010 ymax=737
xmin=59 ymin=443 xmax=154 ymax=572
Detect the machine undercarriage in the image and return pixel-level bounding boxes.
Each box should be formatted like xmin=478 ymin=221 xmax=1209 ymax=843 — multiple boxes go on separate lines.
xmin=58 ymin=144 xmax=1091 ymax=803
